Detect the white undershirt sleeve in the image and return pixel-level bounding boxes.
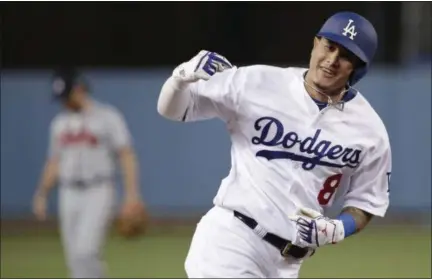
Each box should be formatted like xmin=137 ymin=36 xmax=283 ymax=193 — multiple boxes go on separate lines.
xmin=157 ymin=76 xmax=193 ymax=121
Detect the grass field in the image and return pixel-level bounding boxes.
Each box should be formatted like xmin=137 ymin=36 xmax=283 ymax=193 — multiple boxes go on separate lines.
xmin=1 ymin=224 xmax=431 ymax=278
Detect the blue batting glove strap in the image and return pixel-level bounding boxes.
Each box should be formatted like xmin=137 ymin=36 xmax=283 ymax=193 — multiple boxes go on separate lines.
xmin=194 ymin=51 xmax=233 ymax=76
xmin=336 ymin=213 xmax=357 ymax=238
xmin=173 ymin=50 xmax=233 ymax=82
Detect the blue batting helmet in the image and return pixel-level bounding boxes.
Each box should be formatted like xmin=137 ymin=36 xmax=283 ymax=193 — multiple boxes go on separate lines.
xmin=317 ymin=11 xmax=378 ymax=85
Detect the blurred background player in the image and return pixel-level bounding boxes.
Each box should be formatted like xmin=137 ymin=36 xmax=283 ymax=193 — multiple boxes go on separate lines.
xmin=31 ymin=69 xmax=145 ymax=278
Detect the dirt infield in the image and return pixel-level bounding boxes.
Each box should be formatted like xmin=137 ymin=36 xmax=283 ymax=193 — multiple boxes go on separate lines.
xmin=2 ymin=208 xmax=430 ymax=237
xmin=0 ymin=216 xmax=200 ymax=237
xmin=2 ymin=212 xmax=430 ymax=237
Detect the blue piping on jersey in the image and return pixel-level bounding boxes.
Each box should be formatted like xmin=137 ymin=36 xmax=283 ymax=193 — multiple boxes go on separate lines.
xmin=302 ymin=70 xmax=357 ymax=111
xmin=312 ymin=89 xmax=356 ymax=111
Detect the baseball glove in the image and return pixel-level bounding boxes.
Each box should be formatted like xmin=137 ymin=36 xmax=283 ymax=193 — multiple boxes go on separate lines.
xmin=116 ymin=202 xmax=149 ymax=239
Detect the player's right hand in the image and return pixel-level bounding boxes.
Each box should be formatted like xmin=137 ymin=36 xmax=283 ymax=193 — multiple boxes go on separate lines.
xmin=32 ymin=193 xmax=48 ymax=221
xmin=172 ymin=50 xmax=233 ymax=82
xmin=289 ymin=207 xmax=345 ymax=248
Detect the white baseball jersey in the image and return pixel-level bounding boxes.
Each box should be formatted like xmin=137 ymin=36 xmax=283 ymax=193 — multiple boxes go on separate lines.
xmin=183 ymin=65 xmax=391 ymax=241
xmin=49 ymin=99 xmax=132 ymax=184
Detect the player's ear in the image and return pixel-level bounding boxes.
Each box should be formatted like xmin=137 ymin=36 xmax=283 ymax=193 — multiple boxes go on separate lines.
xmin=311 ymin=37 xmax=320 ymax=56
xmin=313 ymin=37 xmax=321 ymax=48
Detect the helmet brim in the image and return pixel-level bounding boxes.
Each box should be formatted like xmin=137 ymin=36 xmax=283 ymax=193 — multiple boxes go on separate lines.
xmin=317 ymin=32 xmax=369 ymax=65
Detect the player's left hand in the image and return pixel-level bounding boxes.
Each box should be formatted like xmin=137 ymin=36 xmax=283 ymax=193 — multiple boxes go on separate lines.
xmin=173 ymin=50 xmax=233 ymax=82
xmin=288 ymin=207 xmax=345 ymax=248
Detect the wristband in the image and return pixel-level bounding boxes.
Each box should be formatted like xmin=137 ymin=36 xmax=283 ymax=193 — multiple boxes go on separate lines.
xmin=336 ymin=213 xmax=357 ymax=238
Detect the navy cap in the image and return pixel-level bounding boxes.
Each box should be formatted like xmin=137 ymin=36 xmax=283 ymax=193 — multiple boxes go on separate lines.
xmin=52 ymin=68 xmax=88 ymax=100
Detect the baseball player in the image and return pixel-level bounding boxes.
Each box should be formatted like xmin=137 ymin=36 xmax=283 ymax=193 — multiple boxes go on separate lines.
xmin=157 ymin=11 xmax=391 ymax=278
xmin=32 ymin=69 xmax=145 ymax=278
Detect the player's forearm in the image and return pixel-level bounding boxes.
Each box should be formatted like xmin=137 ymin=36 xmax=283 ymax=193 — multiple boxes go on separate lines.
xmin=157 ymin=76 xmax=192 ymax=121
xmin=339 ymin=206 xmax=373 ymax=236
xmin=119 ymin=147 xmax=141 ymax=201
xmin=36 ymin=157 xmax=59 ymax=197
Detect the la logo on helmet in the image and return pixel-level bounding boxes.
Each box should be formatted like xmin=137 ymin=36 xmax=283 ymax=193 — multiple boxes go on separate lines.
xmin=342 ymin=19 xmax=357 ymax=40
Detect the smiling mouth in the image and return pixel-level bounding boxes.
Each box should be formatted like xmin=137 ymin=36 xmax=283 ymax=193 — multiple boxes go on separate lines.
xmin=320 ymin=67 xmax=336 ymax=77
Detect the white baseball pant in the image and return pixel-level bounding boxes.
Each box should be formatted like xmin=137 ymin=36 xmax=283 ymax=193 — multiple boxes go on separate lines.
xmin=185 ymin=206 xmax=304 ymax=278
xmin=58 ymin=182 xmax=116 ymax=278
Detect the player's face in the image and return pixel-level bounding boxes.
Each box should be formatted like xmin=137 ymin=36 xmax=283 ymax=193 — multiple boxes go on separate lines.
xmin=62 ymin=85 xmax=87 ymax=111
xmin=309 ymin=37 xmax=359 ymax=94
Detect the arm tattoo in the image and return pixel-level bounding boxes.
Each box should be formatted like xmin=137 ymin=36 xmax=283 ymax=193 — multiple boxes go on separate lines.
xmin=342 ymin=207 xmax=373 ymax=233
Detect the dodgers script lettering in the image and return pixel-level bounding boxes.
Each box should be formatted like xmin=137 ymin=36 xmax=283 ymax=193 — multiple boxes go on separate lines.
xmin=251 ymin=117 xmax=362 ymax=170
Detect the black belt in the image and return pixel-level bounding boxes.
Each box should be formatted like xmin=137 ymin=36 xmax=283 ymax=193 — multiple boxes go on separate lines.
xmin=233 ymin=210 xmax=311 ymax=259
xmin=65 ymin=176 xmax=112 ymax=188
